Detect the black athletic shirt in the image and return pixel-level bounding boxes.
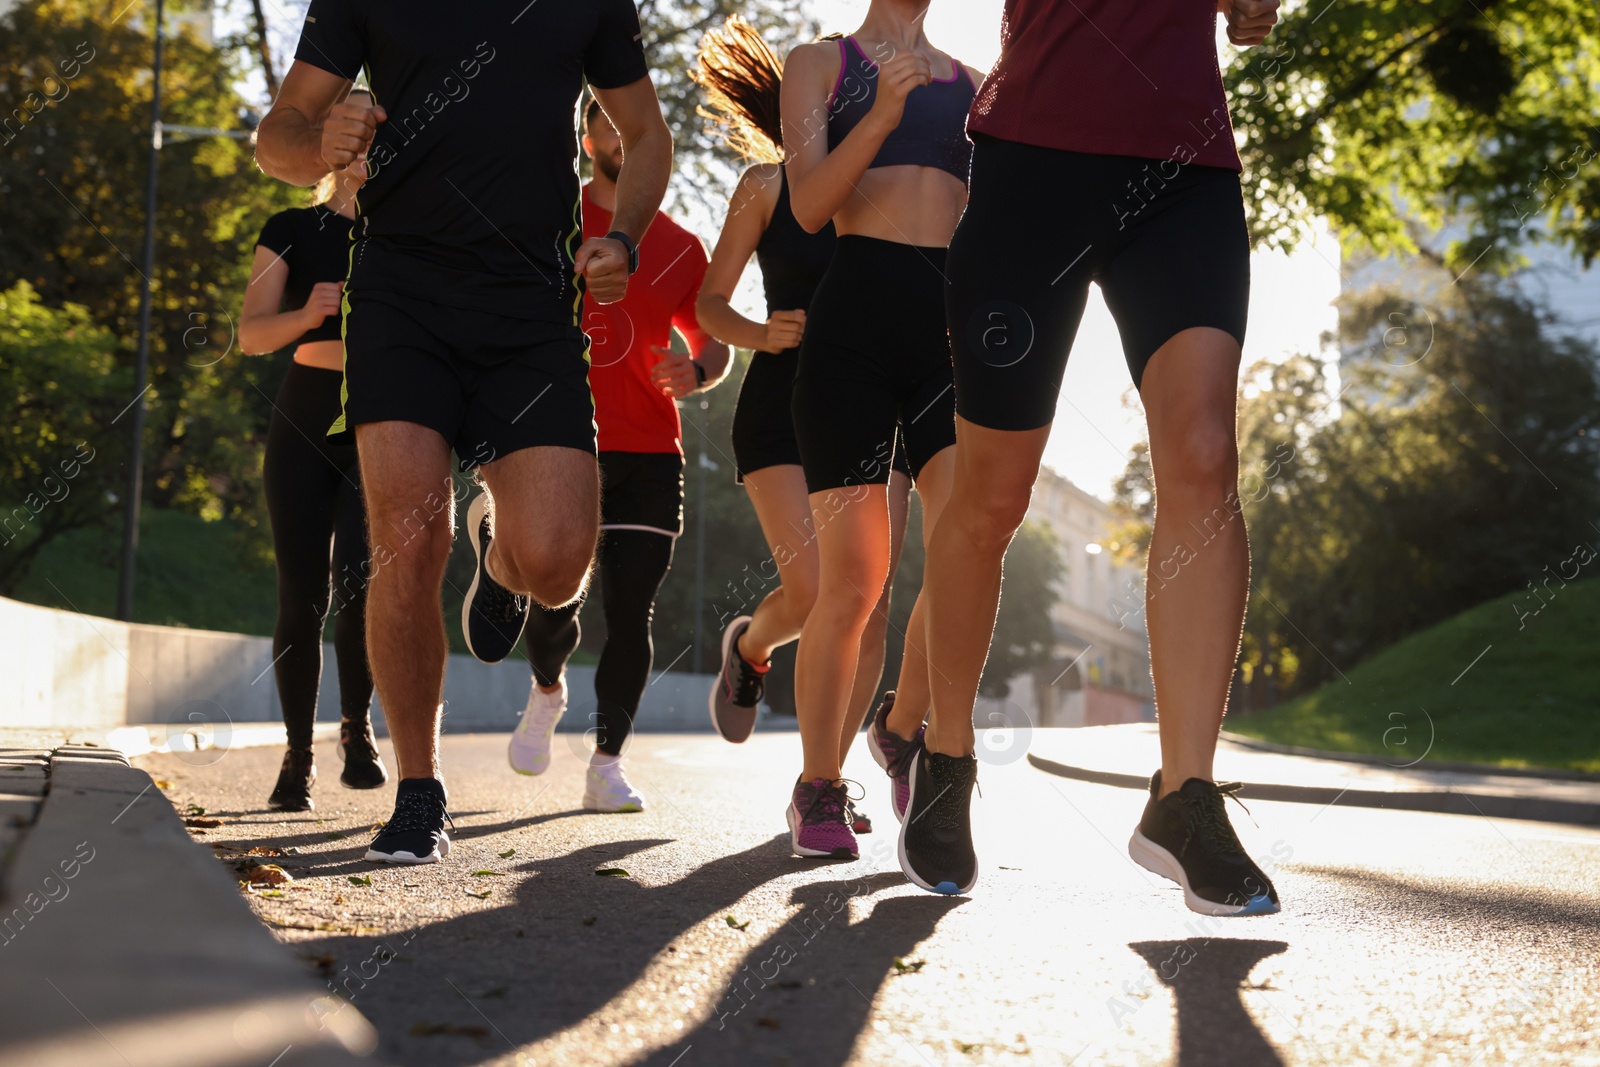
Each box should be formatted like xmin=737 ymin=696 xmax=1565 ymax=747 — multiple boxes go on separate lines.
xmin=293 ymin=0 xmax=648 ymax=322
xmin=756 ymin=170 xmax=836 ymax=319
xmin=255 ymin=206 xmax=356 ymax=346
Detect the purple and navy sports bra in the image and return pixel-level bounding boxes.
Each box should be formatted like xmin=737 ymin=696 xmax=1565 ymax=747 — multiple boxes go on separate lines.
xmin=825 ymin=36 xmax=976 ymax=185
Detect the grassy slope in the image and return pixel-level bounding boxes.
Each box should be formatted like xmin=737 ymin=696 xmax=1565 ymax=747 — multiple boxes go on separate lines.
xmin=1228 ymin=578 xmax=1600 ymax=773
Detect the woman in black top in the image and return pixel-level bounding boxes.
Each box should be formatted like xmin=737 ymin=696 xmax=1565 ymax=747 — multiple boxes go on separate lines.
xmin=240 ymin=90 xmax=386 ymax=810
xmin=694 ymin=17 xmax=912 ymax=812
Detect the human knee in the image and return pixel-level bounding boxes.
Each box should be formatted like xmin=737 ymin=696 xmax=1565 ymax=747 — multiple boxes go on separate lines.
xmin=1161 ymin=423 xmax=1239 ymax=499
xmin=948 ymin=477 xmax=1032 ymax=552
xmin=498 ymin=535 xmax=594 ymax=607
xmin=367 ymin=509 xmax=451 ymax=591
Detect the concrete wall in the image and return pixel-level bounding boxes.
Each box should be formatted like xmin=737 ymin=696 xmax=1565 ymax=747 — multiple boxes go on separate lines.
xmin=0 ymin=595 xmax=727 ymax=735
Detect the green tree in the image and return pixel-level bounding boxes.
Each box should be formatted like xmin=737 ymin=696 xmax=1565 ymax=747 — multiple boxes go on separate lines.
xmin=0 ymin=283 xmax=129 ymax=592
xmin=1227 ymin=0 xmax=1600 ymax=266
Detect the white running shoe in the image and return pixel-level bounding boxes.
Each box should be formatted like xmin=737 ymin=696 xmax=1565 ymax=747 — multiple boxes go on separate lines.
xmin=583 ymin=754 xmax=645 ymax=813
xmin=508 ymin=675 xmax=567 ymax=776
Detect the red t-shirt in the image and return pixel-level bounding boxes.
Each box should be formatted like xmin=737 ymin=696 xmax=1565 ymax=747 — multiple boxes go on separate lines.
xmin=581 ymin=185 xmax=711 ymax=454
xmin=968 ymin=0 xmax=1241 ymax=172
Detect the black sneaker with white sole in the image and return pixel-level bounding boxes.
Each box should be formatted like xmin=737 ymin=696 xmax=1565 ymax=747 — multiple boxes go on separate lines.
xmin=1128 ymin=771 xmax=1280 ymax=916
xmin=462 ymin=492 xmax=529 ymax=664
xmin=366 ymin=778 xmax=453 ymax=864
xmin=898 ymin=749 xmax=978 ymax=895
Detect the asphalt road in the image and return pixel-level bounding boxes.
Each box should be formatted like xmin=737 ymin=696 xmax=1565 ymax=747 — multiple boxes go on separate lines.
xmin=141 ymin=731 xmax=1600 ymax=1067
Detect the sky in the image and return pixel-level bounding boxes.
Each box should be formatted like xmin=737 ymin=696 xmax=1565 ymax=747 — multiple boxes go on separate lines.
xmin=808 ymin=0 xmax=1343 ymax=500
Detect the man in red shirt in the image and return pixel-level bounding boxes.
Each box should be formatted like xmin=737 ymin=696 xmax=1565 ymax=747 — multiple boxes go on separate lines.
xmin=897 ymin=0 xmax=1285 ymax=909
xmin=499 ymin=100 xmax=731 ymax=811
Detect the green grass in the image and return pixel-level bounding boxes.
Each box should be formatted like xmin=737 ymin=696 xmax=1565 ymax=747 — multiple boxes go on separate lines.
xmin=10 ymin=508 xmax=600 ymax=664
xmin=1228 ymin=578 xmax=1600 ymax=773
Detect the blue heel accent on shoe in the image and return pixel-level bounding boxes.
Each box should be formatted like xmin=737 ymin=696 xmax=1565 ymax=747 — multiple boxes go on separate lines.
xmin=934 ymin=881 xmax=958 ymax=895
xmin=1239 ymin=894 xmax=1279 ymax=915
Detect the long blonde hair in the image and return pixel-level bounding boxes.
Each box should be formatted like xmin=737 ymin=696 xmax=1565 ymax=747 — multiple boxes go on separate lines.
xmin=312 ymin=88 xmax=372 ymax=206
xmin=691 ymin=16 xmax=785 ymax=165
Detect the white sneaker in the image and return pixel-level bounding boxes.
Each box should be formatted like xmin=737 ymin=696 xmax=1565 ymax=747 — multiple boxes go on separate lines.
xmin=583 ymin=754 xmax=645 ymax=813
xmin=508 ymin=676 xmax=566 ymax=776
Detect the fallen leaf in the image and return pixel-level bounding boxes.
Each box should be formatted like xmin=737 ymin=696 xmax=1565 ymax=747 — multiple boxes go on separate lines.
xmin=188 ymin=828 xmax=209 ymax=835
xmin=324 ymin=831 xmax=349 ymax=842
xmin=498 ymin=848 xmax=516 ymax=859
xmin=756 ymin=1017 xmax=781 ymax=1030
xmin=184 ymin=817 xmax=223 ymax=828
xmin=348 ymin=874 xmax=372 ymax=886
xmin=246 ymin=846 xmax=285 ymax=857
xmin=581 ymin=916 xmax=597 ymax=927
xmin=892 ymin=958 xmax=926 ymax=975
xmin=594 ymin=868 xmax=629 ymax=878
xmin=465 ymin=888 xmax=491 ymax=899
xmin=259 ymin=890 xmax=285 ymax=898
xmin=724 ymin=915 xmax=751 ymax=930
xmin=153 ymin=779 xmax=172 ymax=789
xmin=244 ymin=864 xmax=293 ymax=886
xmin=369 ymin=822 xmax=386 ymax=833
xmin=333 ymin=894 xmax=347 ymax=905
xmin=409 ymin=1022 xmax=489 ymax=1039
xmin=470 ymin=870 xmax=504 ymax=877
xmin=184 ymin=804 xmax=206 ymax=817
xmin=958 ymin=1042 xmax=983 ymax=1055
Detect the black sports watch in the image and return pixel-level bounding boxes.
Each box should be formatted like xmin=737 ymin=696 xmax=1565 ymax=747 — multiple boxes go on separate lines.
xmin=606 ymin=230 xmax=639 ymax=275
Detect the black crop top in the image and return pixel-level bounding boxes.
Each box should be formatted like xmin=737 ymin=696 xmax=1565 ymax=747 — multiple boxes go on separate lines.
xmin=254 ymin=206 xmax=356 ymax=346
xmin=756 ymin=170 xmax=837 ymax=318
xmin=825 ymin=36 xmax=976 ymax=185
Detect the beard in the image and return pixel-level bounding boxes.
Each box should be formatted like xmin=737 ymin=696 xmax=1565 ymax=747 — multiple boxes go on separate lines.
xmin=593 ymin=149 xmax=623 ymax=184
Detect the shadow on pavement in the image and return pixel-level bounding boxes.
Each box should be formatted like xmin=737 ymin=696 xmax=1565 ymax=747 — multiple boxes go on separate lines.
xmin=1131 ymin=939 xmax=1288 ymax=1067
xmin=1302 ymin=865 xmax=1600 ymax=933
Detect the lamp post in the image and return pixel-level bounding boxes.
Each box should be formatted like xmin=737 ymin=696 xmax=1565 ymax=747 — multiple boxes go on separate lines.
xmin=116 ymin=0 xmax=166 ymax=621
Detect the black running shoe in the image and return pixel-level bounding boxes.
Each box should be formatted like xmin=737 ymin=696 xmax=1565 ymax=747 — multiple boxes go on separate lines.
xmin=898 ymin=750 xmax=978 ymax=895
xmin=366 ymin=778 xmax=453 ymax=864
xmin=1128 ymin=771 xmax=1280 ymax=916
xmin=339 ymin=717 xmax=389 ymax=790
xmin=266 ymin=748 xmax=315 ymax=812
xmin=461 ymin=492 xmax=529 ymax=664
xmin=708 ymin=615 xmax=767 ymax=743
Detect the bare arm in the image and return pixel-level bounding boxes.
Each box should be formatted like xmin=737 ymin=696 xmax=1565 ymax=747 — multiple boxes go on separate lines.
xmin=1218 ymin=0 xmax=1280 ymax=46
xmin=255 ymin=61 xmax=383 ymax=187
xmin=781 ymin=42 xmax=931 ymax=234
xmin=577 ymin=76 xmax=673 ymax=304
xmin=238 ymin=245 xmax=340 ymax=354
xmin=697 ymin=165 xmax=794 ymax=354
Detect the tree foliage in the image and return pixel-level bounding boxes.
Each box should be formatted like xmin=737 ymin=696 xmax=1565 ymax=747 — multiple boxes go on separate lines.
xmin=980 ymin=520 xmax=1066 ymax=698
xmin=1228 ymin=0 xmax=1600 ymax=267
xmin=1118 ymin=277 xmax=1600 ymax=700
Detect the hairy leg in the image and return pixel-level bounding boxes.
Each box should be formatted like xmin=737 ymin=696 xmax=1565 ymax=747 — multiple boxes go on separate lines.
xmin=476 ymin=445 xmax=600 ymax=609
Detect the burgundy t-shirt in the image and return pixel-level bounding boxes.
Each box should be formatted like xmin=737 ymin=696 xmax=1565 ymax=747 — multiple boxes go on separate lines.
xmin=968 ymin=0 xmax=1241 ymax=171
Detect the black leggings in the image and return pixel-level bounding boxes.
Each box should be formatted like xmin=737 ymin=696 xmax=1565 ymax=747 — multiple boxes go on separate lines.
xmin=263 ymin=362 xmax=373 ymax=750
xmin=522 ymin=528 xmax=675 ymax=755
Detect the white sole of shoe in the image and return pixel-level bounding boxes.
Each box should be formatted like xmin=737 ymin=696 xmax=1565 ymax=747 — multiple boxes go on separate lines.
xmin=365 ymin=833 xmax=451 ymax=865
xmin=583 ymin=795 xmax=644 ymax=813
xmin=1127 ymin=829 xmax=1280 ymax=916
xmin=896 ymin=755 xmax=978 ymax=895
xmin=461 ymin=494 xmax=490 ymax=662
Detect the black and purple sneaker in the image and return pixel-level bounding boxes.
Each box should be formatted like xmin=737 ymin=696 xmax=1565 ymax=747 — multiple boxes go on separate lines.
xmin=787 ymin=778 xmax=859 ymax=859
xmin=867 ymin=691 xmax=925 ymax=822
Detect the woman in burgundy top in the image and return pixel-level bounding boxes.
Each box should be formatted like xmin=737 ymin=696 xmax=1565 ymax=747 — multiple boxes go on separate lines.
xmin=911 ymin=0 xmax=1285 ymax=907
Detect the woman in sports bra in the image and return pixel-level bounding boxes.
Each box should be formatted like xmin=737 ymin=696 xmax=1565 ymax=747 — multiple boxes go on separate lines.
xmin=694 ymin=17 xmax=915 ymax=837
xmin=775 ymin=1 xmax=980 ymax=861
xmin=239 ymin=90 xmax=387 ymax=812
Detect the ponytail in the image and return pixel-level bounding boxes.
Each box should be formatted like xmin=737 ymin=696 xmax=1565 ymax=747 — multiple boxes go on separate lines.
xmin=691 ymin=15 xmax=785 ymax=165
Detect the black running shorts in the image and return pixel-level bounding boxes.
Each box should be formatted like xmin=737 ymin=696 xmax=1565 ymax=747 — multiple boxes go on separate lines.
xmin=339 ymin=290 xmax=597 ymax=468
xmin=947 ymin=135 xmax=1251 ymax=431
xmin=599 ymin=451 xmax=684 ymax=538
xmin=791 ymin=236 xmax=957 ymax=493
xmin=732 ymin=348 xmax=912 ymax=483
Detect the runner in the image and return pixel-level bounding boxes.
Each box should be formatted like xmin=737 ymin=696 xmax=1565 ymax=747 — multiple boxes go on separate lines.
xmin=747 ymin=1 xmax=978 ymax=860
xmin=240 ymin=108 xmax=386 ymax=811
xmin=912 ymin=0 xmax=1284 ymax=906
xmin=692 ymin=16 xmax=914 ymax=835
xmin=504 ymin=99 xmax=730 ymax=813
xmin=256 ymin=0 xmax=671 ymax=865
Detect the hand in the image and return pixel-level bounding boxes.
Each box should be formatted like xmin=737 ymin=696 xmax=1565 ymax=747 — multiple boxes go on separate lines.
xmin=763 ymin=309 xmax=806 ymax=353
xmin=1221 ymin=0 xmax=1279 ymax=46
xmin=649 ymin=346 xmax=700 ymax=399
xmin=320 ymin=99 xmax=386 ymax=175
xmin=867 ymin=50 xmax=934 ymax=129
xmin=300 ymin=281 xmax=344 ymax=328
xmin=575 ymin=236 xmax=630 ymax=304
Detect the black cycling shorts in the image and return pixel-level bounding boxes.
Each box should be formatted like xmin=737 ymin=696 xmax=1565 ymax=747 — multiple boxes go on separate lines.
xmin=599 ymin=451 xmax=684 ymax=538
xmin=732 ymin=348 xmax=911 ymax=483
xmin=339 ymin=290 xmax=597 ymax=468
xmin=791 ymin=236 xmax=957 ymax=493
xmin=947 ymin=135 xmax=1251 ymax=431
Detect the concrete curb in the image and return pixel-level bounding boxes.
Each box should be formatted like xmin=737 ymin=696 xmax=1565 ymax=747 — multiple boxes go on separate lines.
xmin=1027 ymin=751 xmax=1600 ymax=826
xmin=1 ymin=722 xmax=342 ymax=761
xmin=1217 ymin=730 xmax=1600 ymax=783
xmin=0 ymin=745 xmax=375 ymax=1066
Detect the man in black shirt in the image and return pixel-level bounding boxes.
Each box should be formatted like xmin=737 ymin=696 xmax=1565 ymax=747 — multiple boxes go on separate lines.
xmin=256 ymin=0 xmax=672 ymax=865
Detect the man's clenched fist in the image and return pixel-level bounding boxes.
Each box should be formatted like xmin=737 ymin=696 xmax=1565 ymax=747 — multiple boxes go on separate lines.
xmin=1219 ymin=0 xmax=1279 ymax=46
xmin=320 ymin=98 xmax=386 ymax=176
xmin=575 ymin=236 xmax=630 ymax=305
